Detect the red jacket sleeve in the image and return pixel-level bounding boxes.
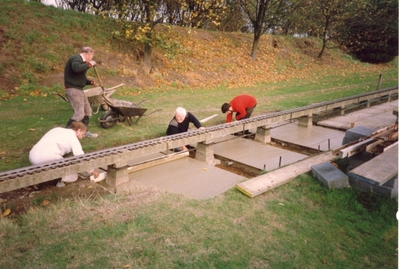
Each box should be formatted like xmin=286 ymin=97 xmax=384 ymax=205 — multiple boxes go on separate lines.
xmin=226 ymin=113 xmax=233 ymax=123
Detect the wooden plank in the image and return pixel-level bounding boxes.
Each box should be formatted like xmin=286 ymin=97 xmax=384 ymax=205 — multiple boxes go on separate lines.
xmin=236 ymin=151 xmax=335 ymax=198
xmin=338 ymin=138 xmax=375 ymax=158
xmin=128 ymin=151 xmax=189 ymax=173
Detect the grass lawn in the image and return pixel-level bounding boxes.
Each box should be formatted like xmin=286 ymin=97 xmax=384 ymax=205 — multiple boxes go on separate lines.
xmin=0 ymin=70 xmax=398 ymax=268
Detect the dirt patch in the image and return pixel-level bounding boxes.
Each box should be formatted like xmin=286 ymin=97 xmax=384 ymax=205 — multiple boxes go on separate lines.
xmin=0 ymin=178 xmax=112 ymax=218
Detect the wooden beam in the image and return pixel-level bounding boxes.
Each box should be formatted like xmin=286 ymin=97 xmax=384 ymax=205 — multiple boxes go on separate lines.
xmin=236 ymin=151 xmax=335 ymax=198
xmin=128 ymin=151 xmax=189 ymax=173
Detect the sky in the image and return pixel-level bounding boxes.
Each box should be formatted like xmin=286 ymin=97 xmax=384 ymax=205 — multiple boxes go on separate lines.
xmin=42 ymin=0 xmax=57 ymax=7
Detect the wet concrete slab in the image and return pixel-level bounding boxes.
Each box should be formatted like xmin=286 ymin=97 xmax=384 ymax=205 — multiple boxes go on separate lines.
xmin=122 ymin=101 xmax=398 ymax=200
xmin=270 ymin=123 xmax=345 ymax=151
xmin=213 ymin=137 xmax=308 ymax=171
xmin=129 ymin=157 xmax=246 ymax=200
xmin=317 ymin=100 xmax=398 ymax=130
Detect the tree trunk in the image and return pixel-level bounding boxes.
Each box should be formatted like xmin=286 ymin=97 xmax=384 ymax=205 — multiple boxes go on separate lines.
xmin=251 ymin=24 xmax=262 ymax=60
xmin=318 ymin=36 xmax=327 ymax=58
xmin=318 ymin=18 xmax=329 ymax=58
xmin=143 ymin=41 xmax=152 ymax=74
xmin=251 ymin=34 xmax=260 ymax=60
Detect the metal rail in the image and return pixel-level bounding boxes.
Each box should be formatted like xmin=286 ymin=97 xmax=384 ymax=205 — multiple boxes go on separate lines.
xmin=0 ymin=87 xmax=397 ymax=193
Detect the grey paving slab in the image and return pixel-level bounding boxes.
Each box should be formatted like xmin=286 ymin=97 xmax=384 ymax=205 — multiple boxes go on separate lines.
xmin=318 ymin=100 xmax=398 ymax=129
xmin=311 ymin=162 xmax=349 ymax=189
xmin=348 ymin=144 xmax=398 ymax=186
xmin=129 ymin=157 xmax=246 ymax=200
xmin=270 ymin=123 xmax=345 ymax=151
xmin=213 ymin=137 xmax=308 ymax=171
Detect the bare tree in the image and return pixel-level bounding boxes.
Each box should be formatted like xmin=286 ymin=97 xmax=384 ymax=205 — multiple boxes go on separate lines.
xmin=239 ymin=0 xmax=304 ymax=60
xmin=218 ymin=0 xmax=247 ymax=32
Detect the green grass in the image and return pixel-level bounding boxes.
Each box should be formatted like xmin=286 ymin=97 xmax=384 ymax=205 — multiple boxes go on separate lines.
xmin=0 ymin=174 xmax=397 ymax=268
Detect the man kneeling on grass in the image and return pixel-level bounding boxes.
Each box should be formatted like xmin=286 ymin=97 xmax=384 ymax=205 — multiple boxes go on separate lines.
xmin=166 ymin=106 xmax=205 ymax=152
xmin=29 ymin=122 xmax=99 ymax=185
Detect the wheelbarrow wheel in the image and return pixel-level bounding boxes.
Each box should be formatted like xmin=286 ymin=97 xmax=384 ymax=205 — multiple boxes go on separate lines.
xmin=100 ymin=110 xmax=118 ymax=129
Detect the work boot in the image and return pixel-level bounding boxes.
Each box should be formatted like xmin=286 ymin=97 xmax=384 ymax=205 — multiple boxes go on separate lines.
xmin=81 ymin=116 xmax=90 ymax=127
xmin=81 ymin=116 xmax=98 ymax=138
xmin=84 ymin=131 xmax=98 ymax=138
xmin=66 ymin=118 xmax=75 ymax=128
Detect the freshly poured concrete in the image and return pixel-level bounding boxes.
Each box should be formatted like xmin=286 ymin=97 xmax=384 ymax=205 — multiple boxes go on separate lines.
xmin=129 ymin=157 xmax=245 ymax=200
xmin=318 ymin=100 xmax=398 ymax=130
xmin=213 ymin=137 xmax=308 ymax=171
xmin=270 ymin=123 xmax=345 ymax=151
xmin=123 ymin=100 xmax=398 ymax=200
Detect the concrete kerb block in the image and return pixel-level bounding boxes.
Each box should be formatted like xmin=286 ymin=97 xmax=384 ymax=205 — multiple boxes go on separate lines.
xmin=342 ymin=126 xmax=375 ymax=145
xmin=311 ymin=162 xmax=349 ymax=189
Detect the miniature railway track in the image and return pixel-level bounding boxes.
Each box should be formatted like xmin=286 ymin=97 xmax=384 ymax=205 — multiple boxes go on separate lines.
xmin=0 ymin=87 xmax=397 ymax=193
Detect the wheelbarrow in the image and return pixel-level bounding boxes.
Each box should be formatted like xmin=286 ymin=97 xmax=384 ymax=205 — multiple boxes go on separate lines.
xmin=92 ymin=66 xmax=160 ymax=129
xmin=83 ymin=83 xmax=124 ymax=113
xmin=98 ymin=97 xmax=159 ymax=129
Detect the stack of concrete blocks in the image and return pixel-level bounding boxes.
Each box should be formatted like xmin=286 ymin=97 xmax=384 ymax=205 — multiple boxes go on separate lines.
xmin=311 ymin=162 xmax=349 ymax=189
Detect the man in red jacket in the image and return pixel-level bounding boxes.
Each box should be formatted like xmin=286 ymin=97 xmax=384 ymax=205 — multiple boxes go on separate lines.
xmin=221 ymin=94 xmax=257 ymax=123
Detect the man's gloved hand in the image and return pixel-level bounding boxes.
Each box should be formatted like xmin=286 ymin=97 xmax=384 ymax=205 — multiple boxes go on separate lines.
xmin=89 ymin=60 xmax=96 ymax=67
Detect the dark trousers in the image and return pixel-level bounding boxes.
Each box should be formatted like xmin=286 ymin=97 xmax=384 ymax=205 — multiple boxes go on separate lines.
xmin=238 ymin=103 xmax=257 ymax=120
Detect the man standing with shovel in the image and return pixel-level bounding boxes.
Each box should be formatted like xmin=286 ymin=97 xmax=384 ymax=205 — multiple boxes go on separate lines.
xmin=64 ymin=46 xmax=98 ymax=138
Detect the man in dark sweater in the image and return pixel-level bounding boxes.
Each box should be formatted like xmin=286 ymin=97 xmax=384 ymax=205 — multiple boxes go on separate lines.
xmin=166 ymin=107 xmax=204 ymax=151
xmin=64 ymin=46 xmax=98 ymax=138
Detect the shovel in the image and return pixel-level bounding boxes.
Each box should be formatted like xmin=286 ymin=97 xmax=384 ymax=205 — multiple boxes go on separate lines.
xmin=93 ymin=65 xmax=114 ymax=106
xmin=200 ymin=114 xmax=218 ymax=123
